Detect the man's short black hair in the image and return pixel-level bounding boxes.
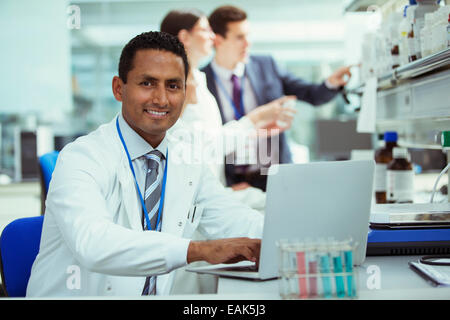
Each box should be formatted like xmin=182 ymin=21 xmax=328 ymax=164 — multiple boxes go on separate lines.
xmin=118 ymin=31 xmax=189 ymax=83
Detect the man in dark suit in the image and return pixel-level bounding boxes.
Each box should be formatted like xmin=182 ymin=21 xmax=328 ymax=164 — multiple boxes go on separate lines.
xmin=202 ymin=5 xmax=353 ymax=191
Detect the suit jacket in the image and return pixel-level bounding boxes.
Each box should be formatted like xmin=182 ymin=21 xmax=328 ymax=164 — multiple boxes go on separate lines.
xmin=202 ymin=55 xmax=339 ymax=188
xmin=26 ymin=115 xmax=263 ymax=297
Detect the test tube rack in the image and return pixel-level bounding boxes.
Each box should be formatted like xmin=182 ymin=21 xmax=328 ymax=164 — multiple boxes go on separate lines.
xmin=277 ymin=239 xmax=358 ymax=300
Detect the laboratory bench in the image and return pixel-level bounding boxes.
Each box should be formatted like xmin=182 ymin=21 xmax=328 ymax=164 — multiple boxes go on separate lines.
xmin=0 ymin=178 xmax=449 ymax=300
xmin=18 ymin=255 xmax=448 ymax=300
xmin=216 ymin=255 xmax=450 ymax=300
xmin=0 ymin=182 xmax=41 ymax=232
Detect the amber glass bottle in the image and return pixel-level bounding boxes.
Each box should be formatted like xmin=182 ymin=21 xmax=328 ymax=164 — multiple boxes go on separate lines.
xmin=374 ymin=132 xmax=398 ymax=203
xmin=407 ymin=26 xmax=418 ymax=62
xmin=386 ymin=147 xmax=414 ymax=203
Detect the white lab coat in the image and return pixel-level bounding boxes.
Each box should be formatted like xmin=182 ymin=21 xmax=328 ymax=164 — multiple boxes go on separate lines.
xmin=171 ymin=69 xmax=266 ymax=212
xmin=26 ymin=116 xmax=263 ymax=297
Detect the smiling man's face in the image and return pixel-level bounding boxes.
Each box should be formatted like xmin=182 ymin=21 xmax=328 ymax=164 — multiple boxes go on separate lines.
xmin=112 ymin=49 xmax=185 ymax=147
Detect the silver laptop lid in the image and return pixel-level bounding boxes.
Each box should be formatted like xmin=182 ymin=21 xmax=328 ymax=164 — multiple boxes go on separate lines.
xmin=259 ymin=160 xmax=375 ymax=279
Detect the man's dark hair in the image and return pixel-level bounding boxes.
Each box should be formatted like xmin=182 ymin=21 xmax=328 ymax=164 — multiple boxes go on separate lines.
xmin=118 ymin=31 xmax=189 ymax=83
xmin=208 ymin=5 xmax=247 ymax=38
xmin=160 ymin=9 xmax=204 ymax=37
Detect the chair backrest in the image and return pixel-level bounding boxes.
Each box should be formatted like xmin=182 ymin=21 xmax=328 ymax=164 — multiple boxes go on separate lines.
xmin=39 ymin=151 xmax=59 ymax=194
xmin=0 ymin=216 xmax=44 ymax=297
xmin=38 ymin=151 xmax=59 ymax=214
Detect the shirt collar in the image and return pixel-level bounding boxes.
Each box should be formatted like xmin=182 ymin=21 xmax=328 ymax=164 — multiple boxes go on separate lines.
xmin=211 ymin=59 xmax=245 ymax=80
xmin=118 ymin=113 xmax=168 ymax=161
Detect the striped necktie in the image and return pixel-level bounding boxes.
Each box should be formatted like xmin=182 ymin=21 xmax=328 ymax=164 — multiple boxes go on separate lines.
xmin=142 ymin=149 xmax=164 ymax=295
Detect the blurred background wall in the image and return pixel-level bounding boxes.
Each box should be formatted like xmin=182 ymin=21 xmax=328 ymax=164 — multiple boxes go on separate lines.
xmin=0 ymin=0 xmax=400 ymax=178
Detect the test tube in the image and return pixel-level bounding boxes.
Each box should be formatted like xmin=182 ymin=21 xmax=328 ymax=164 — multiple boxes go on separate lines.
xmin=343 ymin=240 xmax=356 ymax=298
xmin=305 ymin=240 xmax=318 ymax=298
xmin=288 ymin=242 xmax=299 ymax=298
xmin=318 ymin=240 xmax=332 ymax=298
xmin=277 ymin=239 xmax=289 ymax=276
xmin=276 ymin=239 xmax=289 ymax=299
xmin=276 ymin=99 xmax=296 ymax=128
xmin=331 ymin=241 xmax=345 ymax=298
xmin=295 ymin=242 xmax=308 ymax=299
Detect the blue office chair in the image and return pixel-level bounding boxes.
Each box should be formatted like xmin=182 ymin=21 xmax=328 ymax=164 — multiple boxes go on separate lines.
xmin=38 ymin=151 xmax=59 ymax=214
xmin=0 ymin=216 xmax=44 ymax=297
xmin=39 ymin=151 xmax=59 ymax=194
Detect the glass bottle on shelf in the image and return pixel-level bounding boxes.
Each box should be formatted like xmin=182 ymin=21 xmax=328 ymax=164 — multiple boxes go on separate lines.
xmin=387 ymin=147 xmax=414 ymax=204
xmin=374 ymin=132 xmax=398 ymax=204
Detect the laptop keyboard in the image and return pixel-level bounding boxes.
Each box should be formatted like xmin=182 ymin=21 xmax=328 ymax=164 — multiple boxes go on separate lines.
xmin=217 ymin=264 xmax=258 ymax=272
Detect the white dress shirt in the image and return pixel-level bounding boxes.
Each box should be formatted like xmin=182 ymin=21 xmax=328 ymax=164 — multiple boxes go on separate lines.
xmin=210 ymin=60 xmax=259 ymax=123
xmin=118 ymin=113 xmax=167 ymax=223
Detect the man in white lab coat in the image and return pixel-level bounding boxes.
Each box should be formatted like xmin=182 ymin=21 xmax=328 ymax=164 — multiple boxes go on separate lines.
xmin=26 ymin=31 xmax=263 ymax=297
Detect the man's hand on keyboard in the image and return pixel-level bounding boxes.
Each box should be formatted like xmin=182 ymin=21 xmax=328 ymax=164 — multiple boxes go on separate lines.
xmin=187 ymin=237 xmax=261 ymax=266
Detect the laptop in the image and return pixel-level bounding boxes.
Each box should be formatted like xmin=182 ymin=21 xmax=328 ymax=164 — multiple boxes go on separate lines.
xmin=187 ymin=160 xmax=375 ymax=280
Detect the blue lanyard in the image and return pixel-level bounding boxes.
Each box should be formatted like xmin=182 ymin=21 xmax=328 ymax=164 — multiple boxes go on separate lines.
xmin=212 ymin=70 xmax=245 ymax=120
xmin=115 ymin=116 xmax=168 ymax=231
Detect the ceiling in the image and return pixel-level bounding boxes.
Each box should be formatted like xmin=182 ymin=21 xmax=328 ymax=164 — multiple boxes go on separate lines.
xmin=70 ymin=0 xmax=347 ymax=52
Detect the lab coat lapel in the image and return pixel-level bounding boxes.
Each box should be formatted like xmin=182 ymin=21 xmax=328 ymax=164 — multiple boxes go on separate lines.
xmin=108 ymin=116 xmax=145 ymax=231
xmin=117 ymin=158 xmax=143 ymax=231
xmin=161 ymin=140 xmax=195 ymax=237
xmin=110 ymin=115 xmax=146 ymax=231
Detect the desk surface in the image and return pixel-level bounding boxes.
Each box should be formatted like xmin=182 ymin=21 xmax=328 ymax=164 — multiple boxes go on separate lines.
xmin=12 ymin=256 xmax=450 ymax=300
xmin=217 ymin=255 xmax=450 ymax=300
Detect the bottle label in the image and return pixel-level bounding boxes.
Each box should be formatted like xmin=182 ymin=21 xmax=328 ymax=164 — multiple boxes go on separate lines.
xmin=447 ymin=25 xmax=450 ymax=48
xmin=414 ymin=37 xmax=421 ymax=58
xmin=414 ymin=18 xmax=423 ymax=56
xmin=374 ymin=164 xmax=387 ymax=192
xmin=408 ymin=37 xmax=417 ymax=57
xmin=391 ymin=55 xmax=400 ymax=68
xmin=386 ymin=170 xmax=414 ymax=202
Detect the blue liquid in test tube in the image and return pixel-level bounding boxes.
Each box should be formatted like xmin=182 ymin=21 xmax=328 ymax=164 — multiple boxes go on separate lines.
xmin=344 ymin=249 xmax=356 ymax=297
xmin=333 ymin=254 xmax=345 ymax=298
xmin=319 ymin=254 xmax=332 ymax=298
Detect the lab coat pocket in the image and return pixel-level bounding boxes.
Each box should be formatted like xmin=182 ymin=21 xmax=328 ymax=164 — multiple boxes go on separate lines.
xmin=182 ymin=204 xmax=204 ymax=238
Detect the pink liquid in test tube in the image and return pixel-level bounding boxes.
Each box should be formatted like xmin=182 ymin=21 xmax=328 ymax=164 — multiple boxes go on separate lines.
xmin=308 ymin=260 xmax=318 ymax=297
xmin=296 ymin=251 xmax=308 ymax=298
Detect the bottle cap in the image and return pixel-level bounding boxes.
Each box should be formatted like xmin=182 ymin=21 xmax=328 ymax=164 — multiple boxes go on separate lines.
xmin=384 ymin=131 xmax=398 ymax=142
xmin=409 ymin=0 xmax=417 ymax=5
xmin=442 ymin=131 xmax=450 ymax=149
xmin=393 ymin=147 xmax=408 ymax=159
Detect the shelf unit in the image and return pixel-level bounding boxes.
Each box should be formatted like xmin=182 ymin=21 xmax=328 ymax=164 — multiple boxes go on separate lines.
xmin=350 ymin=48 xmax=450 ymax=148
xmin=376 ymin=48 xmax=450 ymax=90
xmin=345 ymin=1 xmax=450 ymax=204
xmin=344 ymin=0 xmax=449 ymax=12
